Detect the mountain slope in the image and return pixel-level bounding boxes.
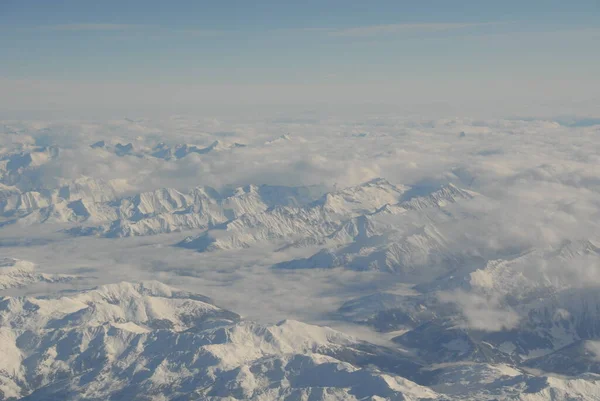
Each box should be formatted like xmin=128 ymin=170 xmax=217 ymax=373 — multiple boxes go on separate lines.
xmin=178 ymin=178 xmax=408 ymax=252
xmin=2 ymin=280 xmax=599 ymax=400
xmin=274 ymin=184 xmax=482 ymax=279
xmin=0 ymin=258 xmax=75 ymax=291
xmin=0 ymin=281 xmax=439 ymax=401
xmin=66 ymin=184 xmax=323 ymax=238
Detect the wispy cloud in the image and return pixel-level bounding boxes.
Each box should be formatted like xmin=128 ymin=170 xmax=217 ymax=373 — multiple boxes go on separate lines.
xmin=43 ymin=23 xmax=140 ymax=32
xmin=33 ymin=23 xmax=222 ymax=37
xmin=31 ymin=21 xmax=496 ymax=38
xmin=315 ymin=22 xmax=497 ymax=38
xmin=180 ymin=29 xmax=223 ymax=37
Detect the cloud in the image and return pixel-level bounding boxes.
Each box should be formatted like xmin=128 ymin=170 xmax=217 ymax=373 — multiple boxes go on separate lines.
xmin=180 ymin=29 xmax=223 ymax=37
xmin=30 ymin=24 xmax=222 ymax=38
xmin=315 ymin=22 xmax=496 ymax=38
xmin=41 ymin=23 xmax=141 ymax=32
xmin=1 ymin=115 xmax=599 ymax=337
xmin=585 ymin=341 xmax=600 ymax=361
xmin=2 ymin=76 xmax=598 ymax=120
xmin=28 ymin=21 xmax=492 ymax=39
xmin=438 ymin=290 xmax=521 ymax=331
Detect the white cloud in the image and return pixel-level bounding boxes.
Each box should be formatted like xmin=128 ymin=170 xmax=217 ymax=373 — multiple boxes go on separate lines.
xmin=1 ymin=115 xmax=599 ymax=337
xmin=438 ymin=290 xmax=521 ymax=331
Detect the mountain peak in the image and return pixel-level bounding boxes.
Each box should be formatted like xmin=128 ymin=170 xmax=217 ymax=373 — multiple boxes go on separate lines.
xmin=0 ymin=258 xmax=74 ymax=290
xmin=400 ymin=184 xmax=477 ymax=211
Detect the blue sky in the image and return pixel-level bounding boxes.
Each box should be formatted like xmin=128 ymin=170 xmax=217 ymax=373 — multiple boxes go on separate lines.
xmin=1 ymin=1 xmax=599 ymax=116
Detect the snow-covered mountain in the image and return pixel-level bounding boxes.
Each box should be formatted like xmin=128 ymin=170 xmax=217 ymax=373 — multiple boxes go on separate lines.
xmin=2 ymin=280 xmax=598 ymax=401
xmin=524 ymin=340 xmax=600 ymax=375
xmin=275 ymin=184 xmax=483 ymax=279
xmin=399 ymin=183 xmax=477 ymax=211
xmin=1 ymin=178 xmax=475 ymax=250
xmin=468 ymin=239 xmax=600 ymax=302
xmin=315 ymin=178 xmax=409 ymax=217
xmin=0 ymin=176 xmax=117 ymax=222
xmin=67 ymin=184 xmax=324 ymax=237
xmin=479 ymin=286 xmax=600 ymax=360
xmin=0 ymin=258 xmax=75 ymax=290
xmin=291 ymin=224 xmax=465 ymax=277
xmin=90 ymin=140 xmax=247 ymax=160
xmin=0 ymin=281 xmax=431 ymax=400
xmin=178 ymin=178 xmax=408 ymax=252
xmin=393 ymin=320 xmax=518 ymax=365
xmin=336 ymin=291 xmax=441 ymax=332
xmin=150 ymin=140 xmax=247 ymax=160
xmin=0 ymin=146 xmax=60 ymax=188
xmin=1 ymin=118 xmax=600 ymax=400
xmin=0 ymin=179 xmax=325 ymax=237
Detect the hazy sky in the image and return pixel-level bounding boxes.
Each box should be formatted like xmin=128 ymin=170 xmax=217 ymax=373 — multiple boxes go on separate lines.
xmin=1 ymin=1 xmax=599 ymax=117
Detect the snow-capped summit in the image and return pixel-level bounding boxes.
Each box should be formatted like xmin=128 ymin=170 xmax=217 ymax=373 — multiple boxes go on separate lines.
xmin=68 ymin=182 xmax=322 ymax=238
xmin=0 ymin=280 xmax=240 ymax=332
xmin=2 ymin=279 xmax=597 ymax=400
xmin=276 ymin=223 xmax=465 ymax=280
xmin=0 ymin=280 xmax=439 ymax=401
xmin=400 ymin=183 xmax=477 ymax=211
xmin=315 ymin=178 xmax=408 ymax=216
xmin=0 ymin=258 xmax=36 ymax=276
xmin=0 ymin=176 xmax=117 ymax=223
xmin=265 ymin=134 xmax=293 ymax=144
xmin=179 ymin=179 xmax=408 ymax=252
xmin=150 ymin=140 xmax=247 ymax=160
xmin=468 ymin=239 xmax=600 ymax=302
xmin=0 ymin=258 xmax=75 ymax=290
xmin=57 ymin=176 xmax=117 ymax=204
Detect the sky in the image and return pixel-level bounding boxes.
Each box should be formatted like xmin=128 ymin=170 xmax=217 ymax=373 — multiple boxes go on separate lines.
xmin=1 ymin=0 xmax=599 ymax=118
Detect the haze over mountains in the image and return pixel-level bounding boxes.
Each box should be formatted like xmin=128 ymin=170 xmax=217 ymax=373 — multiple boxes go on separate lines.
xmin=0 ymin=115 xmax=599 ymax=400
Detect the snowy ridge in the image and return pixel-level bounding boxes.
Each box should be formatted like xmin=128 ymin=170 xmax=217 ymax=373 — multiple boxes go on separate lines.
xmin=426 ymin=363 xmax=600 ymax=401
xmin=524 ymin=340 xmax=600 ymax=375
xmin=0 ymin=146 xmax=60 ymax=188
xmin=178 ymin=178 xmax=408 ymax=252
xmin=469 ymin=239 xmax=600 ymax=302
xmin=399 ymin=184 xmax=477 ymax=211
xmin=275 ymin=223 xmax=467 ymax=280
xmin=264 ymin=134 xmax=293 ymax=145
xmin=278 ymin=213 xmax=383 ymax=251
xmin=62 ymin=184 xmax=321 ymax=237
xmin=314 ymin=178 xmax=409 ymax=216
xmin=3 ymin=179 xmax=475 ymax=247
xmin=1 ymin=118 xmax=600 ymax=400
xmin=0 ymin=176 xmax=117 ymax=221
xmin=91 ymin=139 xmax=247 ymax=160
xmin=178 ymin=205 xmax=340 ymax=251
xmin=0 ymin=258 xmax=75 ymax=291
xmin=1 ymin=280 xmax=598 ymax=400
xmin=149 ymin=140 xmax=247 ymax=160
xmin=0 ymin=281 xmax=438 ymax=401
xmin=0 ymin=281 xmax=239 ymax=333
xmin=337 ymin=291 xmax=439 ymax=332
xmin=392 ymin=320 xmax=518 ymax=365
xmin=275 ymin=184 xmax=482 ymax=276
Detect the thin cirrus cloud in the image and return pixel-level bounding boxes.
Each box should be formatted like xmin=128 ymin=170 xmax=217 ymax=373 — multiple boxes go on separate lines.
xmin=36 ymin=21 xmax=496 ymax=37
xmin=42 ymin=23 xmax=140 ymax=31
xmin=34 ymin=23 xmax=221 ymax=37
xmin=315 ymin=22 xmax=500 ymax=37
